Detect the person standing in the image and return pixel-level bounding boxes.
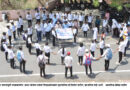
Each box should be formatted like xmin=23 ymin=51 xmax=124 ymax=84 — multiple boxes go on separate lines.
xmin=8 ymin=46 xmax=15 ymax=69
xmin=43 ymin=42 xmax=52 ymax=64
xmin=83 ymin=49 xmax=93 ymax=76
xmin=102 ymin=17 xmax=108 ymax=32
xmin=7 ymin=26 xmax=12 ymax=45
xmin=11 ymin=22 xmax=16 ymax=40
xmin=88 ymin=13 xmax=93 ymax=29
xmin=35 ymin=22 xmax=42 ymax=42
xmin=26 ymin=12 xmax=32 ymax=26
xmin=101 ymin=44 xmax=113 ymax=71
xmin=99 ymin=38 xmax=105 ymax=56
xmin=52 ymin=29 xmax=57 ymax=46
xmin=16 ymin=20 xmax=21 ymax=37
xmin=2 ymin=40 xmax=8 ymax=61
xmin=37 ymin=51 xmax=48 ymax=77
xmin=35 ymin=10 xmax=41 ymax=23
xmin=77 ymin=43 xmax=85 ymax=65
xmin=93 ymin=26 xmax=98 ymax=42
xmin=124 ymin=33 xmax=129 ymax=56
xmin=35 ymin=41 xmax=41 ymax=56
xmin=64 ymin=52 xmax=73 ymax=78
xmin=90 ymin=40 xmax=96 ymax=57
xmin=115 ymin=38 xmax=126 ymax=65
xmin=79 ymin=13 xmax=84 ymax=27
xmin=72 ymin=27 xmax=78 ymax=44
xmin=16 ymin=46 xmax=26 ymax=73
xmin=27 ymin=35 xmax=32 ymax=54
xmin=58 ymin=47 xmax=67 ymax=65
xmin=27 ymin=25 xmax=33 ymax=42
xmin=81 ymin=22 xmax=90 ymax=37
xmin=95 ymin=16 xmax=101 ymax=33
xmin=19 ymin=16 xmax=24 ymax=34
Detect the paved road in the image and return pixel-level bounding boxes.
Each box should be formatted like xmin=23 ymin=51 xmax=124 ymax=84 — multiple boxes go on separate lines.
xmin=0 ymin=17 xmax=130 ymax=82
xmin=0 ymin=28 xmax=130 ymax=82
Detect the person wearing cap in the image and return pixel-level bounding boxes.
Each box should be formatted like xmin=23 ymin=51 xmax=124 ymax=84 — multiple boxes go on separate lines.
xmin=100 ymin=44 xmax=112 ymax=71
xmin=64 ymin=52 xmax=73 ymax=78
xmin=83 ymin=49 xmax=93 ymax=76
xmin=16 ymin=46 xmax=26 ymax=73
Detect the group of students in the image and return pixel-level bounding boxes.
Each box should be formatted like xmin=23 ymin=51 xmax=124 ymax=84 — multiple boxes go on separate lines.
xmin=0 ymin=8 xmax=129 ymax=78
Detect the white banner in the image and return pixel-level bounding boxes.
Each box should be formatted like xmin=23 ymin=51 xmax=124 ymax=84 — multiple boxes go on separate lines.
xmin=55 ymin=28 xmax=74 ymax=39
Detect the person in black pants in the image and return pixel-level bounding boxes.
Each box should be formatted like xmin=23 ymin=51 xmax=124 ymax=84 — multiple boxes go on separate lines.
xmin=64 ymin=52 xmax=73 ymax=78
xmin=7 ymin=26 xmax=12 ymax=45
xmin=27 ymin=35 xmax=32 ymax=54
xmin=83 ymin=49 xmax=93 ymax=75
xmin=18 ymin=46 xmax=26 ymax=73
xmin=8 ymin=46 xmax=15 ymax=69
xmin=37 ymin=51 xmax=47 ymax=77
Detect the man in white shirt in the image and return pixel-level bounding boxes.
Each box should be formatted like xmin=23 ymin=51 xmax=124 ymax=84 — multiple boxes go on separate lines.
xmin=35 ymin=10 xmax=41 ymax=23
xmin=8 ymin=46 xmax=15 ymax=69
xmin=37 ymin=51 xmax=48 ymax=77
xmin=101 ymin=44 xmax=112 ymax=71
xmin=88 ymin=13 xmax=93 ymax=29
xmin=115 ymin=38 xmax=126 ymax=65
xmin=58 ymin=47 xmax=67 ymax=65
xmin=35 ymin=22 xmax=42 ymax=42
xmin=99 ymin=38 xmax=105 ymax=55
xmin=35 ymin=40 xmax=41 ymax=56
xmin=90 ymin=40 xmax=96 ymax=57
xmin=27 ymin=25 xmax=33 ymax=41
xmin=7 ymin=26 xmax=12 ymax=45
xmin=27 ymin=35 xmax=32 ymax=54
xmin=102 ymin=17 xmax=108 ymax=32
xmin=64 ymin=52 xmax=73 ymax=78
xmin=2 ymin=39 xmax=8 ymax=61
xmin=82 ymin=22 xmax=90 ymax=37
xmin=93 ymin=27 xmax=98 ymax=42
xmin=26 ymin=12 xmax=32 ymax=26
xmin=11 ymin=22 xmax=16 ymax=40
xmin=77 ymin=43 xmax=85 ymax=65
xmin=17 ymin=46 xmax=26 ymax=73
xmin=68 ymin=13 xmax=73 ymax=21
xmin=42 ymin=11 xmax=47 ymax=21
xmin=19 ymin=16 xmax=24 ymax=34
xmin=79 ymin=13 xmax=84 ymax=27
xmin=43 ymin=42 xmax=52 ymax=64
xmin=16 ymin=20 xmax=21 ymax=37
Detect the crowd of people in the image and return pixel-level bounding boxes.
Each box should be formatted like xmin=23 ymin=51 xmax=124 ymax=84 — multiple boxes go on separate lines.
xmin=0 ymin=8 xmax=130 ymax=78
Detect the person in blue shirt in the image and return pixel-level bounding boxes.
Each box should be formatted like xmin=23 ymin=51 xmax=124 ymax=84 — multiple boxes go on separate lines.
xmin=62 ymin=21 xmax=69 ymax=29
xmin=42 ymin=11 xmax=47 ymax=21
xmin=45 ymin=20 xmax=53 ymax=41
xmin=95 ymin=16 xmax=101 ymax=33
xmin=52 ymin=15 xmax=57 ymax=26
